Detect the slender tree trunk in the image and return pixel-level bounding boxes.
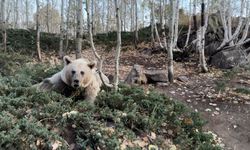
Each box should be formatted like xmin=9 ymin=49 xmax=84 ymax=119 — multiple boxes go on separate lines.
xmin=65 ymin=0 xmax=71 ymax=51
xmin=114 ymin=0 xmax=121 ymax=91
xmin=152 ymin=0 xmax=163 ymax=48
xmin=46 ymin=0 xmax=50 ymax=33
xmin=36 ymin=0 xmax=42 ymax=61
xmin=227 ymin=0 xmax=233 ymax=45
xmin=217 ymin=0 xmax=244 ymax=50
xmin=198 ymin=0 xmax=208 ymax=72
xmin=14 ymin=0 xmax=19 ymax=28
xmin=1 ymin=0 xmax=7 ymax=52
xmin=142 ymin=3 xmax=145 ymax=28
xmin=193 ymin=0 xmax=197 ymax=32
xmin=134 ymin=0 xmax=138 ymax=47
xmin=86 ymin=0 xmax=100 ymax=61
xmin=162 ymin=0 xmax=166 ymax=48
xmin=86 ymin=0 xmax=113 ymax=88
xmin=173 ymin=0 xmax=179 ymax=48
xmin=106 ymin=0 xmax=110 ymax=34
xmin=168 ymin=0 xmax=176 ymax=83
xmin=124 ymin=1 xmax=126 ymax=31
xmin=91 ymin=0 xmax=95 ymax=35
xmin=238 ymin=1 xmax=250 ymax=44
xmin=160 ymin=0 xmax=162 ymax=27
xmin=130 ymin=0 xmax=134 ymax=32
xmin=76 ymin=0 xmax=83 ymax=59
xmin=184 ymin=0 xmax=192 ymax=47
xmin=102 ymin=0 xmax=105 ymax=33
xmin=151 ymin=0 xmax=155 ymax=47
xmin=25 ymin=0 xmax=29 ymax=28
xmin=59 ymin=0 xmax=64 ymax=58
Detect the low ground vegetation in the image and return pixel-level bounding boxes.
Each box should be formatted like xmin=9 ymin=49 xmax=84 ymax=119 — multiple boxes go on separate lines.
xmin=0 ymin=52 xmax=221 ymax=149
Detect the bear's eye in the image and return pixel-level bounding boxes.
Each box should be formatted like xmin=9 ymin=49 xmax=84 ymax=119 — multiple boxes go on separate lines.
xmin=72 ymin=70 xmax=76 ymax=74
xmin=80 ymin=71 xmax=84 ymax=75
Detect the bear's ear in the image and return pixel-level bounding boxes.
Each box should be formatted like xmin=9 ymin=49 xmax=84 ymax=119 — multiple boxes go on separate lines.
xmin=87 ymin=61 xmax=96 ymax=69
xmin=63 ymin=56 xmax=72 ymax=66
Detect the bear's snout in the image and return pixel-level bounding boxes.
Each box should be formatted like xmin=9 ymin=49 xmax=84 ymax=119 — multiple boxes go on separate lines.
xmin=74 ymin=79 xmax=79 ymax=83
xmin=73 ymin=79 xmax=80 ymax=88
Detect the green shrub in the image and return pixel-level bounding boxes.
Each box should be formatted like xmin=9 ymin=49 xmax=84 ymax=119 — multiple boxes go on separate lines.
xmin=0 ymin=54 xmax=222 ymax=149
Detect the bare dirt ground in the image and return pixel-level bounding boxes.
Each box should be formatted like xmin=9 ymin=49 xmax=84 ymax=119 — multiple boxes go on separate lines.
xmin=46 ymin=44 xmax=250 ymax=150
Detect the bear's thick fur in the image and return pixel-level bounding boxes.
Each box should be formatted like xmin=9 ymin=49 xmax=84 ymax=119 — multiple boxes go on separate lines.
xmin=38 ymin=56 xmax=109 ymax=103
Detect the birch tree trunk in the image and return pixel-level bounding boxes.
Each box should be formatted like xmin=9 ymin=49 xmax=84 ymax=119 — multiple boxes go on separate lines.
xmin=173 ymin=0 xmax=179 ymax=48
xmin=151 ymin=0 xmax=155 ymax=47
xmin=91 ymin=0 xmax=96 ymax=36
xmin=162 ymin=0 xmax=167 ymax=50
xmin=130 ymin=0 xmax=134 ymax=32
xmin=217 ymin=0 xmax=244 ymax=50
xmin=1 ymin=0 xmax=7 ymax=52
xmin=106 ymin=0 xmax=110 ymax=34
xmin=227 ymin=0 xmax=233 ymax=45
xmin=134 ymin=0 xmax=139 ymax=46
xmin=124 ymin=1 xmax=127 ymax=31
xmin=59 ymin=0 xmax=64 ymax=58
xmin=152 ymin=0 xmax=163 ymax=48
xmin=25 ymin=0 xmax=29 ymax=28
xmin=198 ymin=0 xmax=208 ymax=72
xmin=86 ymin=0 xmax=113 ymax=88
xmin=159 ymin=0 xmax=163 ymax=27
xmin=46 ymin=0 xmax=50 ymax=33
xmin=102 ymin=0 xmax=105 ymax=33
xmin=86 ymin=0 xmax=101 ymax=61
xmin=114 ymin=0 xmax=122 ymax=91
xmin=238 ymin=2 xmax=250 ymax=44
xmin=161 ymin=0 xmax=166 ymax=48
xmin=36 ymin=0 xmax=42 ymax=61
xmin=14 ymin=0 xmax=19 ymax=28
xmin=168 ymin=0 xmax=176 ymax=83
xmin=76 ymin=0 xmax=83 ymax=59
xmin=65 ymin=0 xmax=71 ymax=51
xmin=184 ymin=0 xmax=192 ymax=47
xmin=193 ymin=0 xmax=197 ymax=32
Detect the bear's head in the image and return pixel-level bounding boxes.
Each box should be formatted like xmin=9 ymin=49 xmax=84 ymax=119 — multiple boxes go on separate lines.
xmin=61 ymin=56 xmax=96 ymax=88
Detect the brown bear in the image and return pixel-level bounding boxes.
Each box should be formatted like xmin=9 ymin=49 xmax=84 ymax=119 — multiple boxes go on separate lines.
xmin=37 ymin=56 xmax=109 ymax=103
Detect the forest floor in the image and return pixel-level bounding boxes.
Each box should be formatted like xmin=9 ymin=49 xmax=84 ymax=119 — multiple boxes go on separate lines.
xmin=43 ymin=43 xmax=250 ymax=150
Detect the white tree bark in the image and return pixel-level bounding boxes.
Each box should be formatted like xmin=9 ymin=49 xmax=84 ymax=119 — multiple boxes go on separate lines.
xmin=238 ymin=1 xmax=250 ymax=44
xmin=184 ymin=0 xmax=192 ymax=47
xmin=159 ymin=0 xmax=163 ymax=27
xmin=86 ymin=0 xmax=101 ymax=61
xmin=86 ymin=0 xmax=113 ymax=88
xmin=106 ymin=0 xmax=110 ymax=34
xmin=152 ymin=0 xmax=163 ymax=48
xmin=197 ymin=0 xmax=208 ymax=73
xmin=25 ymin=0 xmax=29 ymax=28
xmin=14 ymin=0 xmax=19 ymax=28
xmin=1 ymin=0 xmax=7 ymax=52
xmin=46 ymin=0 xmax=50 ymax=32
xmin=114 ymin=0 xmax=122 ymax=91
xmin=135 ymin=0 xmax=138 ymax=45
xmin=193 ymin=0 xmax=198 ymax=32
xmin=173 ymin=0 xmax=179 ymax=48
xmin=76 ymin=0 xmax=83 ymax=59
xmin=65 ymin=0 xmax=71 ymax=51
xmin=227 ymin=0 xmax=233 ymax=45
xmin=150 ymin=0 xmax=155 ymax=47
xmin=36 ymin=0 xmax=42 ymax=61
xmin=130 ymin=0 xmax=134 ymax=32
xmin=59 ymin=0 xmax=64 ymax=58
xmin=168 ymin=0 xmax=176 ymax=83
xmin=217 ymin=0 xmax=245 ymax=50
